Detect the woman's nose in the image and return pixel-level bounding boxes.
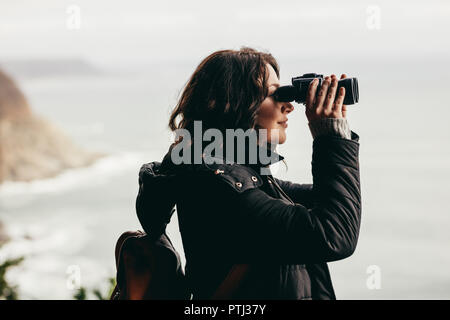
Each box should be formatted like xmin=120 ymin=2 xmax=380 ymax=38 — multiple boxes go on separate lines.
xmin=281 ymin=102 xmax=294 ymax=114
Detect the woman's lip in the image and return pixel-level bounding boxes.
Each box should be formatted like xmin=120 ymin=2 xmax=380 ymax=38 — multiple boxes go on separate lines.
xmin=278 ymin=121 xmax=288 ymax=128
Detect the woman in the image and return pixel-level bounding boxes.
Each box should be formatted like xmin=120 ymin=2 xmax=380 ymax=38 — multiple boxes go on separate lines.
xmin=136 ymin=47 xmax=361 ymax=300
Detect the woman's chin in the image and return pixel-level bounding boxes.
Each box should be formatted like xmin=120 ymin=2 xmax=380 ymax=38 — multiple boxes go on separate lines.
xmin=276 ymin=131 xmax=287 ymax=145
xmin=271 ymin=134 xmax=286 ymax=145
xmin=266 ymin=128 xmax=286 ymax=145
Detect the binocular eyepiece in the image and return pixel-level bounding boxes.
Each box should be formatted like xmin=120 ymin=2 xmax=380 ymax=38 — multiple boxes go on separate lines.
xmin=273 ymin=73 xmax=359 ymax=105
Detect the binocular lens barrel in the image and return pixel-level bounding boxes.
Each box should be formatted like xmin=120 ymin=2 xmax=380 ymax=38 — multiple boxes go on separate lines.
xmin=273 ymin=75 xmax=359 ymax=105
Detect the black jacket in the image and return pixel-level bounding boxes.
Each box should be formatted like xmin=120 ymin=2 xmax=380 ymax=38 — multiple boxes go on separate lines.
xmin=136 ymin=130 xmax=361 ymax=300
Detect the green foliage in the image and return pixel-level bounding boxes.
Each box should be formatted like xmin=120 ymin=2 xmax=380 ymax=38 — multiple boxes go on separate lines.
xmin=73 ymin=276 xmax=116 ymax=300
xmin=0 ymin=247 xmax=24 ymax=300
xmin=73 ymin=287 xmax=87 ymax=300
xmin=0 ymin=226 xmax=117 ymax=300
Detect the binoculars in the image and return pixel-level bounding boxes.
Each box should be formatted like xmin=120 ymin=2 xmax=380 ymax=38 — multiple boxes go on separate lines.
xmin=273 ymin=73 xmax=359 ymax=105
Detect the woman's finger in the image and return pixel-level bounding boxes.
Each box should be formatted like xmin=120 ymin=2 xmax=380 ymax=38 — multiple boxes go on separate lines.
xmin=315 ymin=76 xmax=331 ymax=113
xmin=342 ymin=105 xmax=347 ymax=118
xmin=305 ymin=78 xmax=318 ymax=110
xmin=339 ymin=73 xmax=347 ymax=118
xmin=333 ymin=86 xmax=345 ymax=116
xmin=323 ymin=75 xmax=338 ymax=113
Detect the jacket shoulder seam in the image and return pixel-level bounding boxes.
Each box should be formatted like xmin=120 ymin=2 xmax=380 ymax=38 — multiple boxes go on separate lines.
xmin=199 ymin=163 xmax=263 ymax=193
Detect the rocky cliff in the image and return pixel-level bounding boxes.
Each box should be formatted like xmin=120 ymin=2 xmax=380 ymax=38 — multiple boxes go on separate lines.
xmin=0 ymin=69 xmax=104 ymax=183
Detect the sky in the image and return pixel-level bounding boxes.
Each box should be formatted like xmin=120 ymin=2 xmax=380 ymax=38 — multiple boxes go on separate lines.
xmin=1 ymin=0 xmax=449 ymax=69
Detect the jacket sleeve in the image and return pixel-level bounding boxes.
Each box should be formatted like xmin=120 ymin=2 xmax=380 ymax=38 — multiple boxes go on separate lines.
xmin=218 ymin=131 xmax=361 ymax=265
xmin=272 ymin=178 xmax=314 ymax=209
xmin=273 ymin=118 xmax=353 ymax=208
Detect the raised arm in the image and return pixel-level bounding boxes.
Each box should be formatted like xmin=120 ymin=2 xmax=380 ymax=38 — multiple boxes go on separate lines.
xmin=272 ymin=178 xmax=314 ymax=209
xmin=273 ymin=116 xmax=352 ymax=209
xmin=211 ymin=130 xmax=361 ymax=265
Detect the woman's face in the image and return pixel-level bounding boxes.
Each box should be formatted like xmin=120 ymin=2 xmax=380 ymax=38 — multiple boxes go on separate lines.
xmin=256 ymin=64 xmax=294 ymax=145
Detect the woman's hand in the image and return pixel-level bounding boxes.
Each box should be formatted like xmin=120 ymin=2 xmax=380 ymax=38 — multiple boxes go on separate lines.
xmin=305 ymin=74 xmax=348 ymax=123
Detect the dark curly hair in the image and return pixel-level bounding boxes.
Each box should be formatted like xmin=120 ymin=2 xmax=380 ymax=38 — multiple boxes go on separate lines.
xmin=168 ymin=47 xmax=279 ymax=137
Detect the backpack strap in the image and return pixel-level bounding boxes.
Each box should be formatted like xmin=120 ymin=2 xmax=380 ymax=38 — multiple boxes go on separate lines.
xmin=211 ymin=264 xmax=250 ymax=300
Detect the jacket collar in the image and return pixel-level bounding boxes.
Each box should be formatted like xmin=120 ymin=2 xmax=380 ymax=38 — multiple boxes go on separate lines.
xmin=162 ymin=138 xmax=284 ymax=169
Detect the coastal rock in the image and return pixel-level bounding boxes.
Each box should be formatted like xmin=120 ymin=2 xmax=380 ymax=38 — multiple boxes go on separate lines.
xmin=0 ymin=69 xmax=105 ymax=183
